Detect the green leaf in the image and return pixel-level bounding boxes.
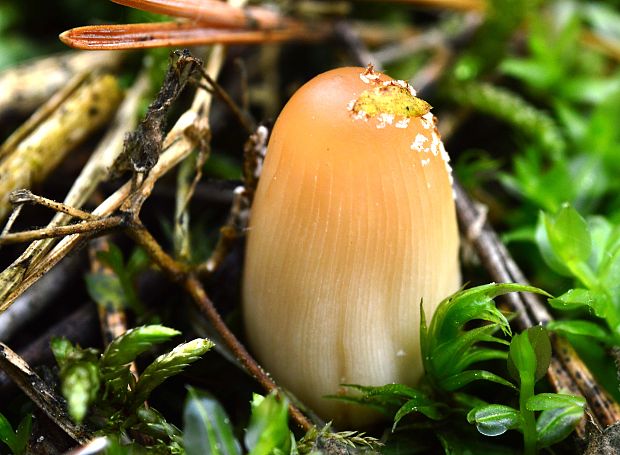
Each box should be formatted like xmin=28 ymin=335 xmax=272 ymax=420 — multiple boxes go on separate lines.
xmin=98 ymin=244 xmax=125 ymax=272
xmin=13 ymin=414 xmax=32 ymax=455
xmin=526 ymin=393 xmax=585 ymax=412
xmin=393 ymin=398 xmax=443 ymax=430
xmin=50 ymin=337 xmax=75 ymax=369
xmin=454 ymin=347 xmax=508 ymax=372
xmin=447 ymin=81 xmax=566 ymax=157
xmin=430 ymin=284 xmax=519 ymax=341
xmin=546 ymin=320 xmax=612 ymax=344
xmin=436 ymin=428 xmax=520 ymax=455
xmin=330 ymin=385 xmax=417 ymax=416
xmin=427 ymin=283 xmax=547 ymax=386
xmin=419 ymin=300 xmax=431 ymax=377
xmin=135 ymin=407 xmax=182 ymax=443
xmin=0 ymin=412 xmax=18 ymax=454
xmin=500 ymin=58 xmax=554 ymax=88
xmin=333 ymin=383 xmax=436 ymax=417
xmin=93 ymin=245 xmax=149 ymax=314
xmin=544 ymin=204 xmax=592 ymax=266
xmin=61 ymin=361 xmax=101 ymax=423
xmin=50 ymin=338 xmax=102 ymax=424
xmin=527 ymin=326 xmax=552 ymax=381
xmin=548 ymin=288 xmax=600 ymax=313
xmin=507 ymin=327 xmax=551 ymax=383
xmin=439 ymin=370 xmax=516 ymax=392
xmin=245 ymin=393 xmax=291 ymax=455
xmin=100 ymin=325 xmax=181 ymax=368
xmin=126 ymin=247 xmax=151 ymax=278
xmin=433 ymin=324 xmax=508 ymax=375
xmin=85 ymin=273 xmax=126 ymax=311
xmin=536 ymin=406 xmax=585 ymax=448
xmin=183 ymin=388 xmax=241 ymax=455
xmin=535 ymin=213 xmax=570 ymax=276
xmin=430 ymin=283 xmax=547 ymax=342
xmin=341 ymin=383 xmax=424 ymax=400
xmin=597 ymin=242 xmax=620 ymax=299
xmin=130 ymin=338 xmax=214 ymax=410
xmin=467 ymin=404 xmax=521 ymax=437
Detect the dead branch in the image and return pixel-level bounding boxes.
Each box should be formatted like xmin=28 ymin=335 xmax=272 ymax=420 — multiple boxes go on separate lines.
xmin=0 ymin=38 xmax=318 ymax=433
xmin=0 ymin=256 xmax=83 ymax=342
xmin=9 ymin=190 xmax=96 ymax=221
xmin=0 ymin=216 xmax=123 ymax=246
xmin=454 ymin=180 xmax=620 ymax=432
xmin=0 ymin=73 xmax=122 ymax=222
xmin=0 ymin=342 xmax=94 ymax=445
xmin=0 ymin=51 xmax=124 ymax=120
xmin=123 ymin=51 xmax=202 ymax=175
xmin=182 ymin=274 xmax=314 ymax=431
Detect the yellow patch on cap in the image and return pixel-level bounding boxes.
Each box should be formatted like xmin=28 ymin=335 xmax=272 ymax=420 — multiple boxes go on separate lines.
xmin=351 ymin=82 xmax=432 ymax=119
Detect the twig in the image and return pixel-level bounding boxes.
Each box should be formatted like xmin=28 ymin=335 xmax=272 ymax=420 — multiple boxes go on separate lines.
xmin=124 ymin=51 xmax=202 ymax=175
xmin=0 ymin=216 xmax=123 ymax=246
xmin=0 ymin=303 xmax=98 ymax=390
xmin=0 ymin=67 xmax=151 ymax=280
xmin=118 ymin=211 xmax=313 ymax=430
xmin=553 ymin=336 xmax=620 ymax=429
xmin=9 ymin=189 xmax=96 ymax=221
xmin=0 ymin=203 xmax=22 ymax=239
xmin=0 ymin=182 xmax=132 ymax=311
xmin=0 ymin=342 xmax=94 ymax=444
xmin=2 ymin=28 xmax=317 ymax=434
xmin=195 ymin=124 xmax=266 ymax=276
xmin=0 ymin=73 xmax=122 ymax=222
xmin=0 ymin=71 xmax=90 ymax=160
xmin=199 ymin=70 xmax=255 ymax=133
xmin=183 ymin=274 xmax=314 ymax=431
xmin=334 ymin=21 xmax=379 ymax=68
xmin=196 ymin=186 xmax=247 ymax=275
xmin=372 ymin=30 xmax=444 ymax=65
xmin=0 ymin=255 xmax=83 ymax=341
xmin=454 ymin=179 xmax=620 ymax=431
xmin=0 ymin=50 xmax=124 ymax=121
xmin=173 ymin=153 xmax=196 ymax=261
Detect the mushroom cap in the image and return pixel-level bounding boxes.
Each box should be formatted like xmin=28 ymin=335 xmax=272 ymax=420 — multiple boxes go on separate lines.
xmin=243 ymin=67 xmax=460 ymax=426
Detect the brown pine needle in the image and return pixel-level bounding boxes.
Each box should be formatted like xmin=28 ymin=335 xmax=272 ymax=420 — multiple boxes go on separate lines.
xmin=111 ymin=0 xmax=295 ymax=30
xmin=59 ymin=22 xmax=327 ymax=50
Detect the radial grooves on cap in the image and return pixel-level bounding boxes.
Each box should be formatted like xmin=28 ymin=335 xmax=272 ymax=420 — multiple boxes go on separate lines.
xmin=243 ymin=67 xmax=459 ymax=425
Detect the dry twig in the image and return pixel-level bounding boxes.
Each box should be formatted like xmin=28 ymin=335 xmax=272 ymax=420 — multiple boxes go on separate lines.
xmin=0 ymin=51 xmax=124 ymax=120
xmin=454 ymin=180 xmax=620 ymax=433
xmin=0 ymin=342 xmax=94 ymax=444
xmin=0 ymin=41 xmax=315 ymax=432
xmin=0 ymin=73 xmax=122 ymax=222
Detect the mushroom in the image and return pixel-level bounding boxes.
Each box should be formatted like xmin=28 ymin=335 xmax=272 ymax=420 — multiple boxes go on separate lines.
xmin=242 ymin=66 xmax=460 ymax=426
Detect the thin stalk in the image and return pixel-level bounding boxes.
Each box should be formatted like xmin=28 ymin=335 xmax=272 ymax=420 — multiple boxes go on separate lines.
xmin=520 ymin=376 xmax=536 ymax=455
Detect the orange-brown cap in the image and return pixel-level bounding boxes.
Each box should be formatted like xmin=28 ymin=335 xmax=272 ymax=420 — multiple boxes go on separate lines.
xmin=243 ymin=66 xmax=460 ymax=427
